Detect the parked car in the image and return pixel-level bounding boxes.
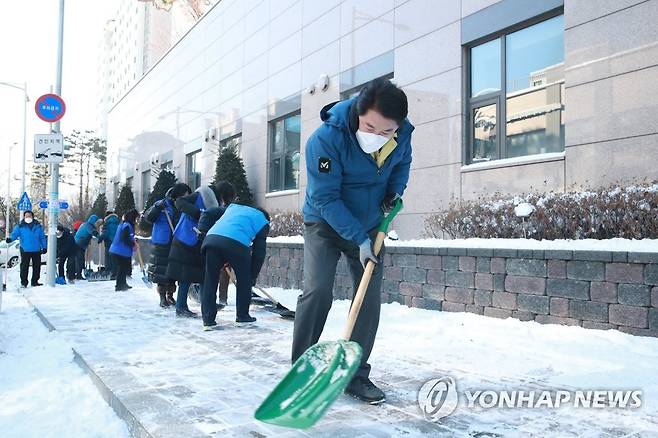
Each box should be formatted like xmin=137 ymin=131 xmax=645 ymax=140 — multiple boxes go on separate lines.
xmin=0 ymin=240 xmax=48 ymax=268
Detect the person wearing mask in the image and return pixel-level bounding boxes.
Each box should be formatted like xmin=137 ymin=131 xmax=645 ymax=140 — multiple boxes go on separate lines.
xmin=74 ymin=214 xmax=102 ymax=280
xmin=99 ymin=211 xmax=120 ymax=280
xmin=7 ymin=210 xmax=47 ymax=288
xmin=197 ymin=204 xmax=270 ymax=329
xmin=293 ymin=78 xmax=413 ymax=404
xmin=143 ymin=183 xmax=191 ymax=308
xmin=55 ymin=224 xmax=77 ymax=284
xmin=109 ymin=209 xmax=139 ymax=292
xmin=166 ymin=182 xmax=235 ymax=317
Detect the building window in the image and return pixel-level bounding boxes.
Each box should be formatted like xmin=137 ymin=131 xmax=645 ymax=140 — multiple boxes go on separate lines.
xmin=161 ymin=160 xmax=173 ymax=172
xmin=219 ymin=133 xmax=242 ymax=156
xmin=268 ymin=112 xmax=301 ymax=193
xmin=340 ymin=72 xmax=394 ymax=100
xmin=467 ymin=14 xmax=564 ymax=164
xmin=141 ymin=169 xmax=151 ymax=208
xmin=186 ymin=150 xmax=201 ymax=190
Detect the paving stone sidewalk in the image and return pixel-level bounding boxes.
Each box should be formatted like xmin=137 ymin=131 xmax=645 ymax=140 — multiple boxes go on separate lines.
xmin=23 ymin=282 xmax=658 ymax=437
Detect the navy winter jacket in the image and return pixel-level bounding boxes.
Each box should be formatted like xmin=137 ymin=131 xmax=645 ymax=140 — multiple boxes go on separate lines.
xmin=74 ymin=214 xmax=99 ymax=249
xmin=56 ymin=227 xmax=76 ymax=258
xmin=10 ymin=220 xmax=47 ymax=253
xmin=302 ymin=97 xmax=414 ymax=244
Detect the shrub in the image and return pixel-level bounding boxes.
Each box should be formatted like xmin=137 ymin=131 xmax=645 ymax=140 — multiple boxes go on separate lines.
xmin=268 ymin=210 xmax=304 ymax=237
xmin=424 ymin=183 xmax=658 ymax=240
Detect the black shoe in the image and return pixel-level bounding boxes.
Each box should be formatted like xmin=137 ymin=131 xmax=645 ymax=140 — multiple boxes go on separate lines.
xmin=216 ymin=302 xmax=226 ymax=311
xmin=115 ymin=285 xmax=130 ymax=292
xmin=176 ymin=308 xmax=197 ymax=318
xmin=159 ymin=296 xmax=170 ymax=308
xmin=236 ymin=315 xmax=256 ymax=323
xmin=21 ymin=284 xmax=28 ymax=288
xmin=203 ymin=321 xmax=218 ymax=331
xmin=31 ymin=282 xmax=44 ymax=287
xmin=166 ymin=293 xmax=176 ymax=306
xmin=345 ymin=377 xmax=385 ymax=404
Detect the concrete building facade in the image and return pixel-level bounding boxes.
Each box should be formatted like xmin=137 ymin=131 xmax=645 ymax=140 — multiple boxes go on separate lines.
xmin=106 ymin=0 xmax=658 ymax=238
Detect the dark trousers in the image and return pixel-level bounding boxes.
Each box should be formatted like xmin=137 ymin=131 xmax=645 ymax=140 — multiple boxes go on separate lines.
xmin=201 ymin=238 xmax=252 ymax=324
xmin=113 ymin=254 xmax=132 ymax=288
xmin=20 ymin=250 xmax=42 ymax=286
xmin=291 ymin=222 xmax=385 ymax=379
xmin=104 ymin=246 xmax=117 ymax=277
xmin=57 ymin=254 xmax=75 ymax=280
xmin=75 ymin=245 xmax=86 ymax=279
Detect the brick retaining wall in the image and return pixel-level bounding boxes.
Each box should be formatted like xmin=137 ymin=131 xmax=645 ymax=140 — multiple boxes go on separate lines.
xmin=260 ymin=242 xmax=658 ymax=337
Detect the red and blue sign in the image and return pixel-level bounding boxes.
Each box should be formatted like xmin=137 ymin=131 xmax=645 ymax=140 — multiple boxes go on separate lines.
xmin=35 ymin=93 xmax=66 ymax=123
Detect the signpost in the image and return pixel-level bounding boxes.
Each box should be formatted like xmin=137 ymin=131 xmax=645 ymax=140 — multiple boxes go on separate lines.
xmin=17 ymin=192 xmax=32 ymax=211
xmin=34 ymin=133 xmax=65 ymax=163
xmin=34 ymin=93 xmax=66 ymax=123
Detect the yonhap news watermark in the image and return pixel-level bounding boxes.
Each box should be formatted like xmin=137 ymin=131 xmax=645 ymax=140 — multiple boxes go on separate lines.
xmin=417 ymin=376 xmax=643 ymax=422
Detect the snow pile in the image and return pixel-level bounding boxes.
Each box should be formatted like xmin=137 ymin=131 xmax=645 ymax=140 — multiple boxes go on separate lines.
xmin=0 ymin=291 xmax=130 ymax=438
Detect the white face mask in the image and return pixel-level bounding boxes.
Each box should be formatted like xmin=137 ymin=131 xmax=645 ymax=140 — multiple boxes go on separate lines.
xmin=355 ymin=130 xmax=391 ymax=154
xmin=25 ymin=217 xmax=33 ymax=224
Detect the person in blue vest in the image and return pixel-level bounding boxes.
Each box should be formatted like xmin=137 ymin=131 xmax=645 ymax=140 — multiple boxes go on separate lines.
xmin=109 ymin=209 xmax=139 ymax=292
xmin=6 ymin=210 xmax=47 ymax=288
xmin=74 ymin=214 xmax=102 ymax=280
xmin=292 ymin=78 xmax=413 ymax=404
xmin=198 ymin=203 xmax=270 ymax=329
xmin=99 ymin=211 xmax=120 ymax=280
xmin=56 ymin=224 xmax=77 ymax=284
xmin=166 ymin=182 xmax=233 ymax=317
xmin=143 ymin=183 xmax=191 ymax=308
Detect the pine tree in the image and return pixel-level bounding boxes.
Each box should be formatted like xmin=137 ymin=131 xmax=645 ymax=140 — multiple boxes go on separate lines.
xmin=91 ymin=193 xmax=108 ymax=219
xmin=115 ymin=185 xmax=136 ymax=219
xmin=213 ymin=146 xmax=254 ymax=205
xmin=144 ymin=170 xmax=176 ymax=211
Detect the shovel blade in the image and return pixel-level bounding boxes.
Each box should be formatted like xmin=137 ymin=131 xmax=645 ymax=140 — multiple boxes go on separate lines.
xmin=255 ymin=340 xmax=362 ymax=429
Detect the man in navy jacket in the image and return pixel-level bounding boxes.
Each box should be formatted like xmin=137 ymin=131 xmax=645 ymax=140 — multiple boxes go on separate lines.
xmin=292 ymin=78 xmax=413 ymax=404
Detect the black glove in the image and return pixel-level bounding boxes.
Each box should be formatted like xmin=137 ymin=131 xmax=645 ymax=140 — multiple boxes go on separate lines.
xmin=5 ymin=238 xmax=10 ymax=244
xmin=41 ymin=248 xmax=47 ymax=254
xmin=381 ymin=193 xmax=401 ymax=213
xmin=155 ymin=200 xmax=165 ymax=210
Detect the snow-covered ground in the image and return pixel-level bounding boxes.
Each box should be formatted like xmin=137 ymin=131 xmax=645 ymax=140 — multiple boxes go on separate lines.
xmin=268 ymin=236 xmax=658 ymax=252
xmin=6 ymin=265 xmax=658 ymax=437
xmin=0 ymin=284 xmax=130 ymax=438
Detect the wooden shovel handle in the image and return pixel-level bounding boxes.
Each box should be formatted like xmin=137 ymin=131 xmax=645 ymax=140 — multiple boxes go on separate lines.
xmin=134 ymin=240 xmax=145 ymax=268
xmin=163 ymin=209 xmax=175 ymax=233
xmin=342 ymin=230 xmax=386 ymax=340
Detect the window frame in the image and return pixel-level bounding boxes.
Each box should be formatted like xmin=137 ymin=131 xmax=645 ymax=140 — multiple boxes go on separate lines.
xmin=185 ymin=149 xmax=202 ymax=190
xmin=267 ymin=111 xmax=301 ymax=193
xmin=219 ymin=133 xmax=242 ymax=157
xmin=464 ymin=9 xmax=564 ymax=165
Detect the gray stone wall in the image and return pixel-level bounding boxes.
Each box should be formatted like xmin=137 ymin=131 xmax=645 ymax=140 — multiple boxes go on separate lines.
xmin=261 ymin=242 xmax=658 ymax=338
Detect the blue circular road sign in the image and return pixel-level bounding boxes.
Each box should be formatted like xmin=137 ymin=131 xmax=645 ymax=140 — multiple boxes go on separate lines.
xmin=35 ymin=94 xmax=66 ymax=123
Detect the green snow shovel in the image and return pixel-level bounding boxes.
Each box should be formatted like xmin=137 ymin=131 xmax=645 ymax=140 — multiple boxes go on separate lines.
xmin=254 ymin=198 xmax=403 ymax=429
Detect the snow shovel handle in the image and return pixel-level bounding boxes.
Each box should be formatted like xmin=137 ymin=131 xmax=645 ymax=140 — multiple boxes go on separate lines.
xmin=134 ymin=240 xmax=145 ymax=269
xmin=342 ymin=199 xmax=403 ymax=340
xmin=163 ymin=208 xmax=175 ymax=233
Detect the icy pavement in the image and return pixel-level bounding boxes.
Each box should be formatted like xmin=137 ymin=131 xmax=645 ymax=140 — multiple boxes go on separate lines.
xmin=6 ymin=267 xmax=658 ymax=437
xmin=0 ymin=290 xmax=130 ymax=438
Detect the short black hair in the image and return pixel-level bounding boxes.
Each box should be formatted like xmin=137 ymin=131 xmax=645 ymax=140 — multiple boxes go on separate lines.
xmin=24 ymin=210 xmax=34 ymax=218
xmin=356 ymin=78 xmax=408 ymax=126
xmin=213 ymin=181 xmax=236 ymax=205
xmin=168 ymin=183 xmax=192 ymax=200
xmin=123 ymin=209 xmax=139 ymax=224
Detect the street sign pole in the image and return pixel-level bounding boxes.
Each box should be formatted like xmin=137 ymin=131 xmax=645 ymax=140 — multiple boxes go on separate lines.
xmin=47 ymin=0 xmax=65 ymax=287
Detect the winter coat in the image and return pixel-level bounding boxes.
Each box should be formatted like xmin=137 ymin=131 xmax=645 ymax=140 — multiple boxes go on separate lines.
xmin=144 ymin=198 xmax=178 ymax=284
xmin=201 ymin=204 xmax=270 ymax=282
xmin=109 ymin=221 xmax=135 ymax=258
xmin=166 ymin=186 xmax=218 ymax=283
xmin=10 ymin=220 xmax=47 ymax=253
xmin=56 ymin=228 xmax=76 ymax=258
xmin=99 ymin=213 xmax=120 ymax=246
xmin=74 ymin=214 xmax=99 ymax=249
xmin=302 ymin=97 xmax=414 ymax=244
